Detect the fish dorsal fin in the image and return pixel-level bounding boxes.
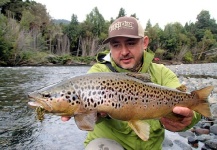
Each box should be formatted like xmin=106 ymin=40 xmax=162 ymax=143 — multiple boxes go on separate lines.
xmin=176 ymin=84 xmax=187 ymax=92
xmin=125 ymin=73 xmax=151 ymax=82
xmin=74 ymin=110 xmax=97 ymax=131
xmin=74 ymin=105 xmax=97 ymax=131
xmin=128 ymin=120 xmax=150 ymax=141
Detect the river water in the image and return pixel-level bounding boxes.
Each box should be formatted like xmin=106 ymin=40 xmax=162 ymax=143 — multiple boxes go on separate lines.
xmin=0 ymin=64 xmax=216 ymax=150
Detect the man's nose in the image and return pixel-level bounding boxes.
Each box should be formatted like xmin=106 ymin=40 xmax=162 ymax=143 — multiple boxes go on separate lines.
xmin=120 ymin=44 xmax=130 ymax=55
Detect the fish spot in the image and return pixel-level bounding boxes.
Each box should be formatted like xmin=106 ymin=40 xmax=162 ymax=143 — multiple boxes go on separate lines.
xmin=42 ymin=93 xmax=51 ymax=98
xmin=94 ymin=103 xmax=97 ymax=108
xmin=72 ymin=96 xmax=77 ymax=101
xmin=65 ymin=95 xmax=70 ymax=99
xmin=67 ymin=91 xmax=71 ymax=95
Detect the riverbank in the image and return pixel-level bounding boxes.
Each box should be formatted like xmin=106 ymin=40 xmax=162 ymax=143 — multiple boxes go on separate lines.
xmin=162 ymin=63 xmax=217 ymax=150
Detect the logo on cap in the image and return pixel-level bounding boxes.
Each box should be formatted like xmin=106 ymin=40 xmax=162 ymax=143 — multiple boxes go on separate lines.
xmin=109 ymin=21 xmax=134 ymax=32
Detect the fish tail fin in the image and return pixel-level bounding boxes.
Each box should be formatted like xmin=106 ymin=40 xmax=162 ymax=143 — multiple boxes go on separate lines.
xmin=192 ymin=86 xmax=214 ymax=117
xmin=128 ymin=120 xmax=150 ymax=141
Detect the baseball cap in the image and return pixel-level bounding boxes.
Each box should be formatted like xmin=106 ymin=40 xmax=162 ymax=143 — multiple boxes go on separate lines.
xmin=103 ymin=16 xmax=144 ymax=44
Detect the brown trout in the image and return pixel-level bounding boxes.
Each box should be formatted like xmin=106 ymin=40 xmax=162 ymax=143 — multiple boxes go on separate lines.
xmin=28 ymin=72 xmax=214 ymax=141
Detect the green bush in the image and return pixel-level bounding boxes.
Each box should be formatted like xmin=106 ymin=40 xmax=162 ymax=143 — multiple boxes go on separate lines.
xmin=183 ymin=51 xmax=193 ymax=63
xmin=155 ymin=48 xmax=166 ymax=59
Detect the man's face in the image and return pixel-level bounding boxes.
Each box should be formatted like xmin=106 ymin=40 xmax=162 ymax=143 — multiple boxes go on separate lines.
xmin=109 ymin=37 xmax=147 ymax=70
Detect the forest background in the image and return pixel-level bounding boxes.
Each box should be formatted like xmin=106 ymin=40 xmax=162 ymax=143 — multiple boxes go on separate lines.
xmin=0 ymin=0 xmax=217 ymax=66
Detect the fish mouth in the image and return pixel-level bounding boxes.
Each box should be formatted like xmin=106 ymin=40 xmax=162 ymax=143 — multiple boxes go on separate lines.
xmin=28 ymin=94 xmax=52 ymax=112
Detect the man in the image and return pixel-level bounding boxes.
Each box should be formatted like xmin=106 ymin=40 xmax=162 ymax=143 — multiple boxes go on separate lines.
xmin=62 ymin=16 xmax=201 ymax=150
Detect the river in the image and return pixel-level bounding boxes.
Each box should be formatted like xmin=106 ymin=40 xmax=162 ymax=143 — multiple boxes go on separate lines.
xmin=0 ymin=63 xmax=216 ymax=150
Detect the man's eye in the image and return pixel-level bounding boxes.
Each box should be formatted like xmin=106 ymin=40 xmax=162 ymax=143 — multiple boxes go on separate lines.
xmin=112 ymin=44 xmax=119 ymax=48
xmin=127 ymin=42 xmax=136 ymax=46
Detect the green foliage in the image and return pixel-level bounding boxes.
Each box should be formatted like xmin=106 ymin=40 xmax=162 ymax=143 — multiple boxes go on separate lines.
xmin=195 ymin=10 xmax=217 ymax=41
xmin=154 ymin=48 xmax=166 ymax=59
xmin=183 ymin=51 xmax=193 ymax=63
xmin=209 ymin=55 xmax=217 ymax=62
xmin=164 ymin=52 xmax=174 ymax=60
xmin=21 ymin=51 xmax=50 ymax=64
xmin=46 ymin=54 xmax=95 ymax=65
xmin=1 ymin=2 xmax=217 ymax=65
xmin=117 ymin=8 xmax=126 ymax=18
xmin=72 ymin=56 xmax=96 ymax=64
xmin=0 ymin=14 xmax=13 ymax=65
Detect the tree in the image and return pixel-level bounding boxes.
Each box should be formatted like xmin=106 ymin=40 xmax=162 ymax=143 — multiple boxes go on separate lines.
xmin=1 ymin=0 xmax=31 ymax=21
xmin=145 ymin=21 xmax=163 ymax=52
xmin=195 ymin=10 xmax=217 ymax=41
xmin=117 ymin=8 xmax=126 ymax=18
xmin=0 ymin=0 xmax=10 ymax=7
xmin=197 ymin=30 xmax=216 ymax=60
xmin=63 ymin=14 xmax=80 ymax=55
xmin=79 ymin=7 xmax=106 ymax=56
xmin=0 ymin=14 xmax=13 ymax=65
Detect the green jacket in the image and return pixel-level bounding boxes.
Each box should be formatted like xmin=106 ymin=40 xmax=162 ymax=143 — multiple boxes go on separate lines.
xmin=84 ymin=50 xmax=201 ymax=150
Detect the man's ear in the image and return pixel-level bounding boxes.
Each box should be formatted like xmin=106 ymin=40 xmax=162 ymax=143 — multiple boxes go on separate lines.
xmin=143 ymin=36 xmax=149 ymax=49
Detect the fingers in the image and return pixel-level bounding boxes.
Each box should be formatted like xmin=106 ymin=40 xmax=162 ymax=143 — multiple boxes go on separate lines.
xmin=160 ymin=107 xmax=194 ymax=131
xmin=173 ymin=106 xmax=193 ymax=117
xmin=61 ymin=116 xmax=71 ymax=122
xmin=160 ymin=117 xmax=187 ymax=132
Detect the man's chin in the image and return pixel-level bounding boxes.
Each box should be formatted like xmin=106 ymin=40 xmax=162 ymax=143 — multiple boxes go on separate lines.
xmin=120 ymin=64 xmax=134 ymax=70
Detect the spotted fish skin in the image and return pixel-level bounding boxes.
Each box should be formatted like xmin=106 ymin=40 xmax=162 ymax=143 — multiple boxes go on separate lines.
xmin=28 ymin=72 xmax=213 ymax=140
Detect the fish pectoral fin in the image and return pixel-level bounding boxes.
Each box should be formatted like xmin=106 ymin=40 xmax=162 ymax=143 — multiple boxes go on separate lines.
xmin=74 ymin=110 xmax=97 ymax=131
xmin=125 ymin=73 xmax=151 ymax=82
xmin=128 ymin=120 xmax=150 ymax=141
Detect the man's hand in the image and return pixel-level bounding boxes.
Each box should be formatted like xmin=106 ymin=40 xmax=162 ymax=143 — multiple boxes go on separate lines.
xmin=61 ymin=116 xmax=71 ymax=122
xmin=160 ymin=106 xmax=194 ymax=132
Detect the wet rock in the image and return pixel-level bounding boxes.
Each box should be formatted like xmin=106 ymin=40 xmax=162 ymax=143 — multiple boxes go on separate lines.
xmin=201 ymin=145 xmax=213 ymax=150
xmin=162 ymin=137 xmax=173 ymax=147
xmin=197 ymin=134 xmax=212 ymax=142
xmin=178 ymin=131 xmax=195 ymax=138
xmin=174 ymin=140 xmax=192 ymax=150
xmin=205 ymin=139 xmax=217 ymax=149
xmin=210 ymin=125 xmax=217 ymax=135
xmin=191 ymin=128 xmax=210 ymax=135
xmin=202 ymin=123 xmax=212 ymax=129
xmin=211 ymin=104 xmax=217 ymax=118
xmin=188 ymin=136 xmax=198 ymax=148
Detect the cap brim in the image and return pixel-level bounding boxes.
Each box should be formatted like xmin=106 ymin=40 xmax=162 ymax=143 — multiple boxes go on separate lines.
xmin=102 ymin=35 xmax=143 ymax=44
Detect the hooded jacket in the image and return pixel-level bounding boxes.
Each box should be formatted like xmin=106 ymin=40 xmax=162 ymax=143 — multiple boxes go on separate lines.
xmin=84 ymin=50 xmax=201 ymax=150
